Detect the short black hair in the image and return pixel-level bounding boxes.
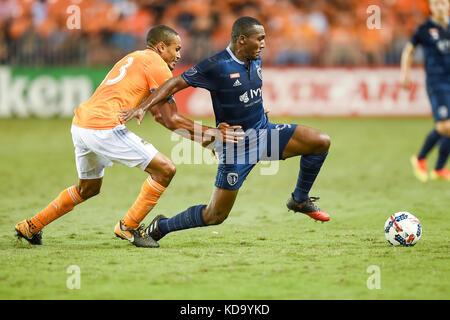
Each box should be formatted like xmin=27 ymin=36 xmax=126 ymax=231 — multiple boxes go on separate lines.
xmin=231 ymin=16 xmax=263 ymax=42
xmin=146 ymin=25 xmax=178 ymax=48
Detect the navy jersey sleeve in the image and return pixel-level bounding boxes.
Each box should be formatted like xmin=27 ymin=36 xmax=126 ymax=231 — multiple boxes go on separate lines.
xmin=181 ymin=58 xmax=219 ymax=91
xmin=410 ymin=25 xmax=422 ymax=47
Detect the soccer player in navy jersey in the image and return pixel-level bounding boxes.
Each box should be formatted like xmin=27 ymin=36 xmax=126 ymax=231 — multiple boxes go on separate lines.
xmin=401 ymin=0 xmax=450 ymax=181
xmin=121 ymin=17 xmax=331 ymax=245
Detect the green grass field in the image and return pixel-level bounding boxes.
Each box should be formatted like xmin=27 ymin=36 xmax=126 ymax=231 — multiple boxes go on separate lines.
xmin=0 ymin=117 xmax=449 ymax=300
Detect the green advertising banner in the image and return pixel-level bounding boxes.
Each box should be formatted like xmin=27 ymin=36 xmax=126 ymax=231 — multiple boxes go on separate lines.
xmin=0 ymin=66 xmax=108 ymax=117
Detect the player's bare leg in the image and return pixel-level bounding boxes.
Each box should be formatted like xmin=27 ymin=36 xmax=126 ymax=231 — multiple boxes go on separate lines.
xmin=115 ymin=152 xmax=176 ymax=248
xmin=143 ymin=152 xmax=176 ymax=187
xmin=76 ymin=178 xmax=103 ymax=200
xmin=435 ymin=119 xmax=450 ymax=137
xmin=202 ymin=187 xmax=239 ymax=225
xmin=282 ymin=125 xmax=331 ymax=221
xmin=281 ymin=124 xmax=330 ymax=159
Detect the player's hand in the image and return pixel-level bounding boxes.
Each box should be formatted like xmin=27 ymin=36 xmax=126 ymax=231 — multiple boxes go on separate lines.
xmin=213 ymin=122 xmax=245 ymax=144
xmin=120 ymin=107 xmax=146 ymax=125
xmin=264 ymin=108 xmax=270 ymax=116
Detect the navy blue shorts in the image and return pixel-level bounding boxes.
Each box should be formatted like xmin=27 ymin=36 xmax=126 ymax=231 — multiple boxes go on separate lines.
xmin=215 ymin=122 xmax=297 ymax=190
xmin=427 ymin=82 xmax=450 ymax=122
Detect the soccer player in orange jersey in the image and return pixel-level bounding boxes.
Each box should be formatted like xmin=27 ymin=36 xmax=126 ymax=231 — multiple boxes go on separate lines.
xmin=14 ymin=25 xmax=243 ymax=248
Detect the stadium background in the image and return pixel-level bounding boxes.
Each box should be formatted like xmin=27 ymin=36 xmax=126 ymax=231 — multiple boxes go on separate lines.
xmin=1 ymin=0 xmax=449 ymax=301
xmin=0 ymin=0 xmax=432 ymax=118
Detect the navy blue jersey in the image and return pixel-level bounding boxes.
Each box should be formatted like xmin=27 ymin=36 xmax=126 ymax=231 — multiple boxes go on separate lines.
xmin=181 ymin=46 xmax=267 ymax=131
xmin=410 ymin=18 xmax=450 ymax=83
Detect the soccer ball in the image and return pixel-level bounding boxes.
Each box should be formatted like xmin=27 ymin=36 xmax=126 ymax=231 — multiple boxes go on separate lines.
xmin=384 ymin=212 xmax=422 ymax=246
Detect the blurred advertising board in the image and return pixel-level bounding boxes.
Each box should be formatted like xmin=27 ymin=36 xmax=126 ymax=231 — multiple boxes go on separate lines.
xmin=0 ymin=66 xmax=430 ymax=118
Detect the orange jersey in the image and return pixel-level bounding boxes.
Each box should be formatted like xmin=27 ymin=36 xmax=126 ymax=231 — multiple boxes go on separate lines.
xmin=72 ymin=49 xmax=172 ymax=129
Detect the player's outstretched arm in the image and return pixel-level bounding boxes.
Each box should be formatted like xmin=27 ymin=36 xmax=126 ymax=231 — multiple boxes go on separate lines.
xmin=120 ymin=75 xmax=189 ymax=124
xmin=151 ymin=99 xmax=244 ymax=144
xmin=400 ymin=42 xmax=415 ymax=89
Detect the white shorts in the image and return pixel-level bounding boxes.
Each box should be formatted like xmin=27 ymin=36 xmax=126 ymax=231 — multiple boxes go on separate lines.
xmin=71 ymin=124 xmax=158 ymax=179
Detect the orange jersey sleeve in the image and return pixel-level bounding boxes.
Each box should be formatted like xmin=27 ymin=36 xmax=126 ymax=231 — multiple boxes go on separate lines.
xmin=72 ymin=49 xmax=173 ymax=129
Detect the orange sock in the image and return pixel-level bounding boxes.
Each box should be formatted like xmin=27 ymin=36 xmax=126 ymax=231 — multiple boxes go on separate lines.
xmin=29 ymin=186 xmax=84 ymax=233
xmin=122 ymin=177 xmax=166 ymax=229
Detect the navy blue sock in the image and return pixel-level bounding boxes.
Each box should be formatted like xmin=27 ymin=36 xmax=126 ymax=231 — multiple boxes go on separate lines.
xmin=436 ymin=136 xmax=450 ymax=170
xmin=292 ymin=152 xmax=328 ymax=203
xmin=158 ymin=205 xmax=206 ymax=236
xmin=418 ymin=129 xmax=441 ymax=160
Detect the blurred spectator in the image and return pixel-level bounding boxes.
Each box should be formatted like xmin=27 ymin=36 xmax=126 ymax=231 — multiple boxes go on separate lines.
xmin=0 ymin=0 xmax=432 ymax=66
xmin=0 ymin=22 xmax=9 ymax=63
